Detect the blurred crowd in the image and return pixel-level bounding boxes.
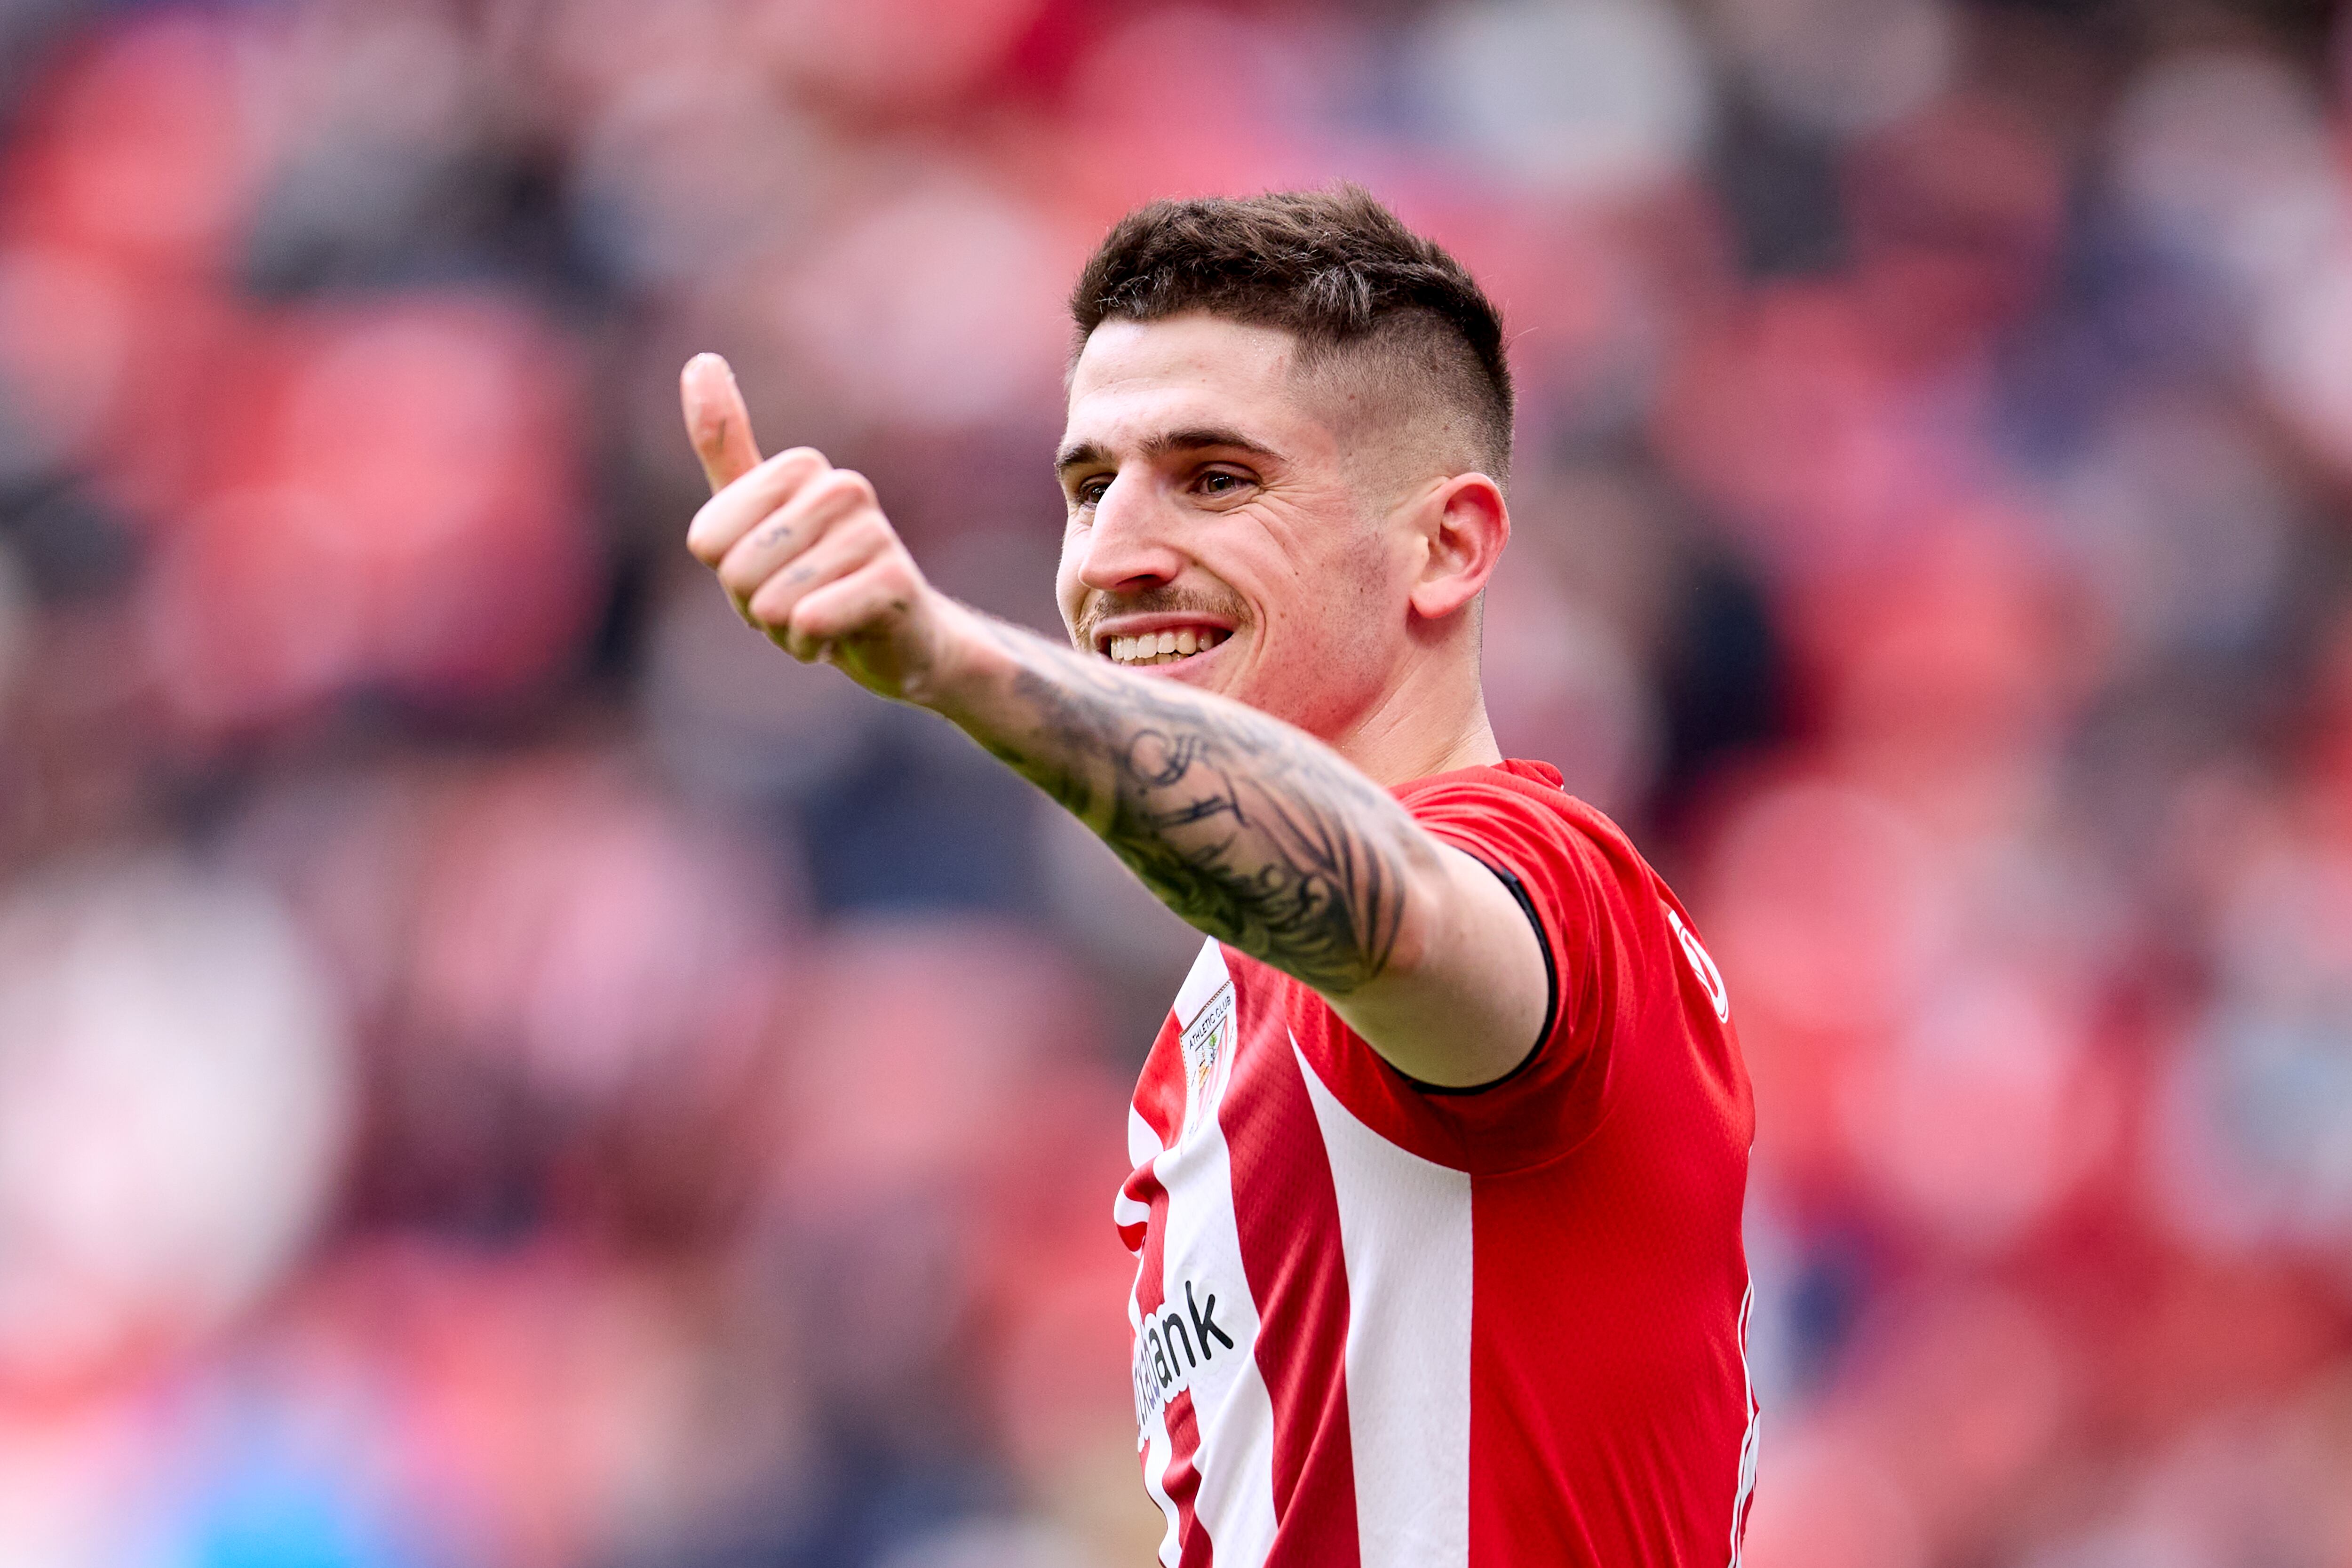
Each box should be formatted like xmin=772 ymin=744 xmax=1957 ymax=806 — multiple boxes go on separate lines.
xmin=1 ymin=0 xmax=2349 ymax=1563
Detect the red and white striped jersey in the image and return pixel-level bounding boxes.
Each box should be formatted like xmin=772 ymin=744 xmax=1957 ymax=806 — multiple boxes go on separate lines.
xmin=1115 ymin=759 xmax=1758 ymax=1568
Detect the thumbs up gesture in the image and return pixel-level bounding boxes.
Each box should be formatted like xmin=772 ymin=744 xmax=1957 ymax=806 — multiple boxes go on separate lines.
xmin=680 ymin=353 xmax=969 ymax=704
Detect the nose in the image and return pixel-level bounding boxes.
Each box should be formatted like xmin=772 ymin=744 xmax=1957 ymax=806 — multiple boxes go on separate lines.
xmin=1076 ymin=470 xmax=1184 ymax=596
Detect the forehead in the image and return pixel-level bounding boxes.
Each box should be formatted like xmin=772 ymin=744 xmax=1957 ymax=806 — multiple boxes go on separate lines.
xmin=1063 ymin=314 xmax=1330 ymax=454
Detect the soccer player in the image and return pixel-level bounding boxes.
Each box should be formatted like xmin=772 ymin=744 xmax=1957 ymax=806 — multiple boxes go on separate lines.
xmin=681 ymin=186 xmax=1756 ymax=1568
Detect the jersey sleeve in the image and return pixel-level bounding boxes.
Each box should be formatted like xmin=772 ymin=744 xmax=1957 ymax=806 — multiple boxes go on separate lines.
xmin=1280 ymin=771 xmax=1638 ymax=1174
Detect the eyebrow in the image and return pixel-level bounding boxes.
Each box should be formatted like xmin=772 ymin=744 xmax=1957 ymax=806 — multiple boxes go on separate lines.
xmin=1054 ymin=425 xmax=1284 ymax=477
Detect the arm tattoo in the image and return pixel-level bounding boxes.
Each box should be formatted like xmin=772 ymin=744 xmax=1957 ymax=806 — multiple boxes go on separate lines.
xmin=962 ymin=630 xmax=1412 ymax=995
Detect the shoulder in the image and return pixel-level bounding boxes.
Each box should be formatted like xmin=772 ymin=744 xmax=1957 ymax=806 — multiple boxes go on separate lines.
xmin=1392 ymin=758 xmax=1622 ymax=835
xmin=1391 ymin=760 xmax=1649 ymax=911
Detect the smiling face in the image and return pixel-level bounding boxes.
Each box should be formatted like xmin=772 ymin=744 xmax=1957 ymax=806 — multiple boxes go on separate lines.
xmin=1055 ymin=313 xmax=1433 ymax=742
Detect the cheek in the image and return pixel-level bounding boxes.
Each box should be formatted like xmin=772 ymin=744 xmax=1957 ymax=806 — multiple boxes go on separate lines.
xmin=1246 ymin=542 xmax=1390 ymax=672
xmin=1053 ymin=533 xmax=1088 ymax=633
xmin=1274 ymin=531 xmax=1391 ymax=638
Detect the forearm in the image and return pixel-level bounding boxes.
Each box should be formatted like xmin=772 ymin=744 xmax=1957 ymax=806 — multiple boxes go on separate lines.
xmin=928 ymin=618 xmax=1443 ymax=997
xmin=676 ymin=358 xmax=1542 ymax=1085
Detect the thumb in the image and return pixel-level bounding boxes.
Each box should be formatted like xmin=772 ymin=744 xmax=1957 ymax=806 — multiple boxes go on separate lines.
xmin=681 ymin=352 xmax=763 ymax=493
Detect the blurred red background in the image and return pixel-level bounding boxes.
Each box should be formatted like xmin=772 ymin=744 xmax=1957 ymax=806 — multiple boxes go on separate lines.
xmin=1 ymin=1 xmax=2349 ymax=1564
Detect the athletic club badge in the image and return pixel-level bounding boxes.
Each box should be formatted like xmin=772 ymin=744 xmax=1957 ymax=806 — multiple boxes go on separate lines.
xmin=1179 ymin=978 xmax=1236 ymax=1136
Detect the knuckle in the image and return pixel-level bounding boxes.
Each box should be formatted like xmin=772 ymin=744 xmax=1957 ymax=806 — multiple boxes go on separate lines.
xmin=714 ymin=555 xmax=759 ymax=596
xmin=685 ymin=504 xmax=727 ymax=564
xmin=786 ymin=605 xmax=828 ymax=647
xmin=828 ymin=469 xmax=877 ymax=507
xmin=762 ymin=446 xmax=824 ymax=484
xmin=745 ymin=448 xmax=823 ymax=508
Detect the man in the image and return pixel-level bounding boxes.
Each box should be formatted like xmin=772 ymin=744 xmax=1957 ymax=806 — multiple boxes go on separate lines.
xmin=682 ymin=186 xmax=1757 ymax=1567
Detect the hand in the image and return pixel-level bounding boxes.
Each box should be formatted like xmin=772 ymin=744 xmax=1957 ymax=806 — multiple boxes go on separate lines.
xmin=680 ymin=352 xmax=964 ymax=703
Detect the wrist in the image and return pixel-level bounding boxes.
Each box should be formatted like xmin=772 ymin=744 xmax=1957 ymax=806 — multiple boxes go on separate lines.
xmin=901 ymin=596 xmax=1023 ymax=717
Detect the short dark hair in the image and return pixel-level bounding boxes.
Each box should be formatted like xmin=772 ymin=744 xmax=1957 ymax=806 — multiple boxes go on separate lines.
xmin=1069 ymin=184 xmax=1514 ymax=483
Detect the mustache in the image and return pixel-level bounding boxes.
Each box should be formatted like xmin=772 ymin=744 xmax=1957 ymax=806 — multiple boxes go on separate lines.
xmin=1074 ymin=586 xmax=1248 ymax=645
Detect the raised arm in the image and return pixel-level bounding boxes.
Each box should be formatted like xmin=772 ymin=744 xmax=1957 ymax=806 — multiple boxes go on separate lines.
xmin=680 ymin=356 xmax=1547 ymax=1087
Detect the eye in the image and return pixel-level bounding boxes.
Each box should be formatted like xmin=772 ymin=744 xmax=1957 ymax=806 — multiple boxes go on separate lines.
xmin=1074 ymin=476 xmax=1111 ymax=507
xmin=1193 ymin=467 xmax=1253 ymax=499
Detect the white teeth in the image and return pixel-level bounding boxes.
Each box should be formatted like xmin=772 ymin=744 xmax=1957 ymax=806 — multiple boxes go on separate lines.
xmin=1102 ymin=627 xmax=1229 ymax=664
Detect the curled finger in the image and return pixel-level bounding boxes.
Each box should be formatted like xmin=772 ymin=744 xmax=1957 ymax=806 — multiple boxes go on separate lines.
xmin=687 ymin=446 xmax=832 ymax=567
xmin=715 ymin=468 xmax=876 ymax=599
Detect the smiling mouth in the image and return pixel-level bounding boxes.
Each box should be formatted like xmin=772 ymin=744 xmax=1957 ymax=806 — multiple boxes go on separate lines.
xmin=1098 ymin=626 xmax=1230 ymax=669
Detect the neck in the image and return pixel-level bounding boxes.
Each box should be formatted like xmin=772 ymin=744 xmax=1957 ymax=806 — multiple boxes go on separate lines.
xmin=1324 ymin=650 xmax=1503 ymax=787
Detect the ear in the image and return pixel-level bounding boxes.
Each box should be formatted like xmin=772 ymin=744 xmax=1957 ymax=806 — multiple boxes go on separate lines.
xmin=1407 ymin=472 xmax=1510 ymax=622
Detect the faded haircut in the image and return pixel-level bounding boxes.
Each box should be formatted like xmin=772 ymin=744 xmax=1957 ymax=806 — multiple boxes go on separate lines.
xmin=1069 ymin=184 xmax=1514 ymax=486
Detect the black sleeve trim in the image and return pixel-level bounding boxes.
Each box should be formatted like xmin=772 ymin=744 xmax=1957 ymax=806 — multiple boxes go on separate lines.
xmin=1401 ymin=856 xmax=1561 ymax=1098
